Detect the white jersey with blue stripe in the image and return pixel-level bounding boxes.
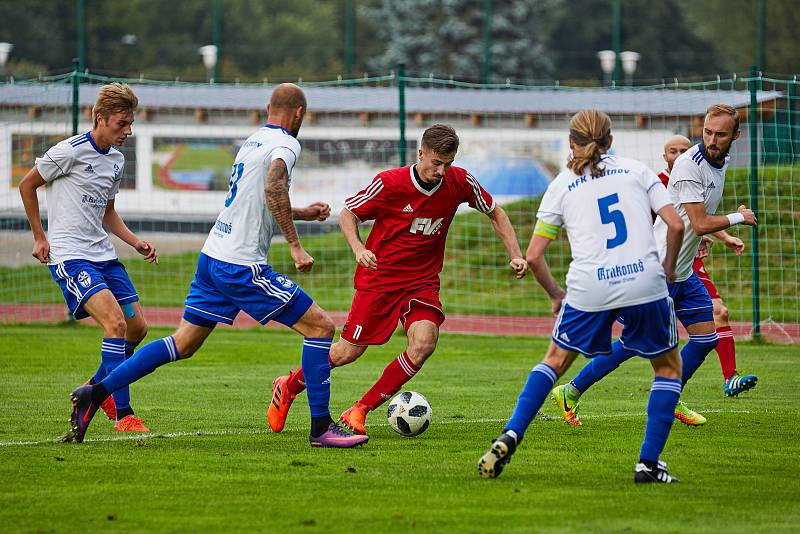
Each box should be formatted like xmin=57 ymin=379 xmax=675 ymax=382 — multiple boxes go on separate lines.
xmin=537 ymin=155 xmax=672 ymax=312
xmin=201 ymin=125 xmax=301 ymax=265
xmin=653 ymin=144 xmax=728 ymax=282
xmin=34 ymin=132 xmax=125 ymax=264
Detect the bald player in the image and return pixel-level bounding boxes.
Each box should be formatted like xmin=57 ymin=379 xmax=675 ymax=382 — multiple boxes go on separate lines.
xmin=660 ymin=135 xmax=758 ymax=399
xmin=65 ymin=84 xmax=368 ymax=448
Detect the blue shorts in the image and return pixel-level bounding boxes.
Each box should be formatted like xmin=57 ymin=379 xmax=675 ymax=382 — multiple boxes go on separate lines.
xmin=49 ymin=258 xmax=138 ymax=320
xmin=552 ymin=297 xmax=679 ymax=358
xmin=183 ymin=253 xmax=313 ymax=328
xmin=668 ymin=272 xmax=714 ymax=327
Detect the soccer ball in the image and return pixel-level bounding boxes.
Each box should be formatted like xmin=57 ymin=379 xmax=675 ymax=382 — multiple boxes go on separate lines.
xmin=387 ymin=391 xmax=432 ymax=437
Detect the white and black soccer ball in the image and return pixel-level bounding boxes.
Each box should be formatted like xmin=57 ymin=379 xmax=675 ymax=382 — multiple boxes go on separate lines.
xmin=387 ymin=391 xmax=432 ymax=437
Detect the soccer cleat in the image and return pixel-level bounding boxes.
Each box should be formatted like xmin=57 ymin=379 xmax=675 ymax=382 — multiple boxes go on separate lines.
xmin=478 ymin=433 xmax=517 ymax=479
xmin=309 ymin=422 xmax=369 ymax=448
xmin=339 ymin=402 xmax=369 ymax=435
xmin=267 ymin=374 xmax=296 ymax=433
xmin=67 ymin=384 xmax=99 ymax=443
xmin=550 ymin=384 xmax=582 ymax=426
xmin=114 ymin=415 xmax=150 ymax=433
xmin=724 ymin=372 xmax=758 ymax=397
xmin=674 ymin=400 xmax=706 ymax=426
xmin=83 ymin=380 xmax=117 ymax=420
xmin=634 ymin=460 xmax=680 ymax=483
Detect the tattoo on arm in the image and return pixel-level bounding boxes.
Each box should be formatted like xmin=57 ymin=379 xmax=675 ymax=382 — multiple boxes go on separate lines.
xmin=265 ymin=159 xmax=299 ymax=245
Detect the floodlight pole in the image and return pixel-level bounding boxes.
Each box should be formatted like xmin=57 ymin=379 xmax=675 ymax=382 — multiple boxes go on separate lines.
xmin=756 ymin=0 xmax=765 ymax=72
xmin=212 ymin=0 xmax=222 ymax=82
xmin=612 ymin=0 xmax=621 ymax=84
xmin=77 ymin=0 xmax=86 ymax=72
xmin=481 ymin=0 xmax=493 ymax=84
xmin=345 ymin=0 xmax=354 ymax=79
xmin=0 ymin=42 xmax=13 ymax=80
xmin=597 ymin=50 xmax=616 ymax=86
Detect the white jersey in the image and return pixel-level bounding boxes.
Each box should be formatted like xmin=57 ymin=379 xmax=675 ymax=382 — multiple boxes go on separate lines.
xmin=201 ymin=125 xmax=301 ymax=265
xmin=35 ymin=132 xmax=125 ymax=264
xmin=653 ymin=144 xmax=728 ymax=282
xmin=537 ymin=155 xmax=672 ymax=311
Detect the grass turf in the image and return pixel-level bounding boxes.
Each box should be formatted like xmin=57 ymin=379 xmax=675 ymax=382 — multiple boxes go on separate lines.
xmin=0 ymin=324 xmax=798 ymax=532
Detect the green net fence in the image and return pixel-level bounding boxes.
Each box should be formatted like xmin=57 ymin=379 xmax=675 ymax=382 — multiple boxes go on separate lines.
xmin=1 ymin=71 xmax=797 ymax=341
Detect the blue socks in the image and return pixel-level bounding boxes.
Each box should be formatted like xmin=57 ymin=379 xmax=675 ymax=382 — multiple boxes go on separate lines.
xmin=100 ymin=336 xmax=179 ymax=396
xmin=504 ymin=363 xmax=559 ymax=442
xmin=639 ymin=377 xmax=681 ymax=462
xmin=302 ymin=338 xmax=333 ymax=419
xmin=571 ymin=340 xmax=633 ymax=393
xmin=98 ymin=338 xmax=130 ymax=415
xmin=680 ymin=333 xmax=719 ymax=386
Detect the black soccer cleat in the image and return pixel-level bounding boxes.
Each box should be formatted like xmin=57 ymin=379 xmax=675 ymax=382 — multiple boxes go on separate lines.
xmin=634 ymin=460 xmax=680 ymax=484
xmin=478 ymin=433 xmax=517 ymax=479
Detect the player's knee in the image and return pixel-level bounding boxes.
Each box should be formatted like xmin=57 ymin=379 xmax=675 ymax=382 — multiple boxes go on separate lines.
xmin=310 ymin=311 xmax=336 ymax=339
xmin=103 ymin=313 xmax=127 ymax=338
xmin=407 ymin=339 xmax=436 ymax=366
xmin=127 ymin=320 xmax=148 ymax=344
xmin=714 ymin=305 xmax=729 ymax=323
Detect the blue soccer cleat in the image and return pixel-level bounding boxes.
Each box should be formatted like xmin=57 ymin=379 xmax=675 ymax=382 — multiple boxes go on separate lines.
xmin=724 ymin=372 xmax=758 ymax=397
xmin=67 ymin=384 xmax=99 ymax=443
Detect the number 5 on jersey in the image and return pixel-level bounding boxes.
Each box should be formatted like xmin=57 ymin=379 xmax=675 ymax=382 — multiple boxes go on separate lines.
xmin=597 ymin=193 xmax=627 ymax=249
xmin=225 ymin=163 xmax=244 ymax=207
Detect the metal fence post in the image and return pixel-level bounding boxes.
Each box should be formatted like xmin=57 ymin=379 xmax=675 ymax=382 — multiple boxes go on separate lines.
xmin=398 ymin=63 xmax=406 ymax=167
xmin=748 ymin=65 xmax=761 ymax=338
xmin=71 ymin=58 xmax=80 ymax=136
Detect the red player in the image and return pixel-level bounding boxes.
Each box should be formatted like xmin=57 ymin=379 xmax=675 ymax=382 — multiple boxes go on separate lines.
xmin=268 ymin=124 xmax=528 ymax=434
xmin=659 ymin=135 xmax=757 ymax=397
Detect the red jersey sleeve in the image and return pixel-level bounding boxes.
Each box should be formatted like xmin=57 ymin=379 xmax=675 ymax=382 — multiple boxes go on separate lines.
xmin=344 ymin=174 xmax=387 ymax=222
xmin=465 ymin=172 xmax=496 ymax=213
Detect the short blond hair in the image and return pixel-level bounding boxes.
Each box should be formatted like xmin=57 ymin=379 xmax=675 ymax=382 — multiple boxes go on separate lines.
xmin=706 ymin=104 xmax=740 ymax=132
xmin=92 ymin=83 xmax=138 ymax=127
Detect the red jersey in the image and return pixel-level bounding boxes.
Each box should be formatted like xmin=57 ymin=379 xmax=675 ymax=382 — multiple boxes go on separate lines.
xmin=344 ymin=164 xmax=495 ymax=292
xmin=657 ymin=170 xmax=670 ymax=188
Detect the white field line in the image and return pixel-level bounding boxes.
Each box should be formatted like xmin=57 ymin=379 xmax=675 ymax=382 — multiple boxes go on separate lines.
xmin=0 ymin=408 xmax=752 ymax=448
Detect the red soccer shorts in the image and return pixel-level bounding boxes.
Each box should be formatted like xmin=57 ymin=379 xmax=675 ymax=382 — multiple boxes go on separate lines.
xmin=340 ymin=285 xmax=445 ymax=346
xmin=692 ymin=258 xmax=721 ymax=300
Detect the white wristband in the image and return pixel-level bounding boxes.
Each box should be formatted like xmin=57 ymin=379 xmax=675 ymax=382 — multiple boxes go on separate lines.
xmin=726 ymin=212 xmax=745 ymax=226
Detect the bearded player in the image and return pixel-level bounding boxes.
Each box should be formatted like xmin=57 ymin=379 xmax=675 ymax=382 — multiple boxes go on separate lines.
xmin=550 ymin=106 xmax=757 ymax=427
xmin=268 ymin=124 xmax=528 ymax=435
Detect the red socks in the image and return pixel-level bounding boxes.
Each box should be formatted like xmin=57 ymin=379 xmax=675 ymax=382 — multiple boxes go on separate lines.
xmin=358 ymin=352 xmax=420 ymax=411
xmin=286 ymin=352 xmax=422 ymax=411
xmin=715 ymin=326 xmax=737 ymax=380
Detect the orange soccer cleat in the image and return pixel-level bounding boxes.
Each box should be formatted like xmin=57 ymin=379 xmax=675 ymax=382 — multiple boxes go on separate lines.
xmin=114 ymin=415 xmax=150 ymax=432
xmin=267 ymin=375 xmax=296 ymax=433
xmin=339 ymin=402 xmax=369 ymax=435
xmin=85 ymin=380 xmax=117 ymax=420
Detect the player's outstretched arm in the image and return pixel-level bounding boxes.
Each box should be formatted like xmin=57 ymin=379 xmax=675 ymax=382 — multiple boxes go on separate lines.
xmin=292 ymin=202 xmax=331 ymax=221
xmin=103 ymin=199 xmax=158 ymax=263
xmin=266 ymin=158 xmax=313 ymax=272
xmin=711 ymin=229 xmax=745 ymax=256
xmin=657 ymin=204 xmax=685 ymax=282
xmin=486 ymin=206 xmax=527 ymax=278
xmin=339 ymin=208 xmax=377 ymax=270
xmin=18 ymin=167 xmax=50 ymax=263
xmin=683 ymin=202 xmax=757 ymax=236
xmin=526 ymin=232 xmax=565 ymax=316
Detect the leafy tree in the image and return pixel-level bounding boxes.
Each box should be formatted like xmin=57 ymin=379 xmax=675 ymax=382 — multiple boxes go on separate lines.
xmin=363 ymin=0 xmax=555 ymax=81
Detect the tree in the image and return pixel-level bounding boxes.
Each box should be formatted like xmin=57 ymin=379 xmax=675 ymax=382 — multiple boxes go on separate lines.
xmin=362 ymin=0 xmax=555 ymax=82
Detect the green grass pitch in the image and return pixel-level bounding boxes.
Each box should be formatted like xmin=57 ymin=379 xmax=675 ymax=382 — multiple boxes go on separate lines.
xmin=1 ymin=324 xmax=798 ymax=532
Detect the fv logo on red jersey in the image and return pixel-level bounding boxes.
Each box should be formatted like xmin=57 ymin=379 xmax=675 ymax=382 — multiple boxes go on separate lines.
xmin=410 ymin=218 xmax=443 ymax=235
